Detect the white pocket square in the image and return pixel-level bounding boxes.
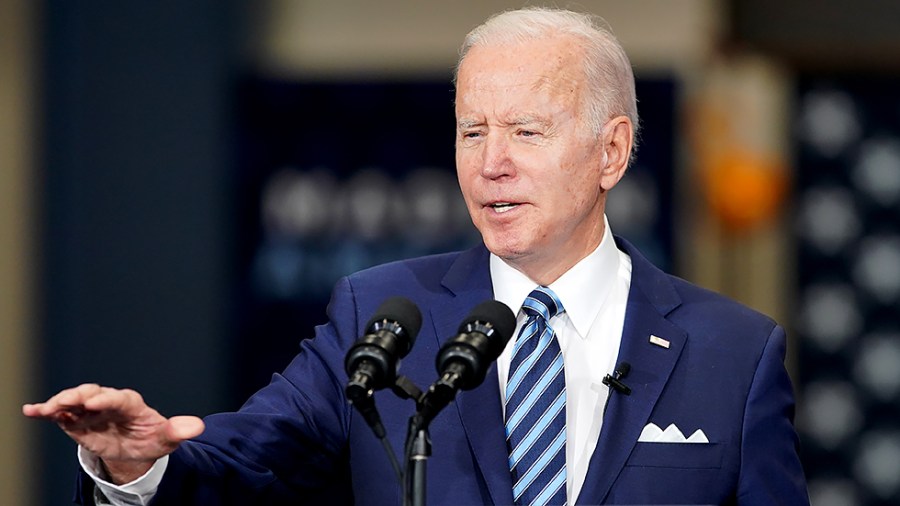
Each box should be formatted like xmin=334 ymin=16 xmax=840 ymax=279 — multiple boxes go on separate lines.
xmin=638 ymin=423 xmax=709 ymax=443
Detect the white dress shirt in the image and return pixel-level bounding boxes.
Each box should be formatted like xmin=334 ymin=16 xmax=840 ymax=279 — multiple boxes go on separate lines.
xmin=491 ymin=217 xmax=632 ymax=503
xmin=82 ymin=217 xmax=632 ymax=505
xmin=79 ymin=446 xmax=167 ymax=505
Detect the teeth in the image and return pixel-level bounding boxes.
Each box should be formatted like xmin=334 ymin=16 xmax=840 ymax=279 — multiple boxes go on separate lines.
xmin=491 ymin=203 xmax=518 ymax=213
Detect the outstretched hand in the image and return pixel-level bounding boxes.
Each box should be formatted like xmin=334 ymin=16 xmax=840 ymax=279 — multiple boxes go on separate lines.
xmin=23 ymin=383 xmax=204 ymax=484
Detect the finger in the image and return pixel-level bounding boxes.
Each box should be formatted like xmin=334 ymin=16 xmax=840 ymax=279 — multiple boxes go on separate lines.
xmin=55 ymin=383 xmax=104 ymax=408
xmin=24 ymin=383 xmax=103 ymax=417
xmin=82 ymin=388 xmax=145 ymax=414
xmin=22 ymin=402 xmax=78 ymax=420
xmin=166 ymin=416 xmax=205 ymax=442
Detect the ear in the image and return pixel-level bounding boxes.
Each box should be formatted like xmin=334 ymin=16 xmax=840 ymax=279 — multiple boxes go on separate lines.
xmin=599 ymin=115 xmax=633 ymax=191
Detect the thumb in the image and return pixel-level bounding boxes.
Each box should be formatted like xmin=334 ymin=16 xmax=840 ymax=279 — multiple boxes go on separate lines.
xmin=165 ymin=415 xmax=205 ymax=443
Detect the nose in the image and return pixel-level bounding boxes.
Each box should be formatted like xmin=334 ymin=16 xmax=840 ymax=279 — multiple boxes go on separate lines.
xmin=480 ymin=133 xmax=515 ymax=180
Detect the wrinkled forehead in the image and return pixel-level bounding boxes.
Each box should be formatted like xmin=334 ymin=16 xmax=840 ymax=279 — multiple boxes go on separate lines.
xmin=456 ymin=36 xmax=587 ymax=98
xmin=455 ymin=40 xmax=588 ymax=127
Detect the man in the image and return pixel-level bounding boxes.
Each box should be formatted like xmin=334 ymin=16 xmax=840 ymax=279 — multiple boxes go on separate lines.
xmin=24 ymin=7 xmax=809 ymax=505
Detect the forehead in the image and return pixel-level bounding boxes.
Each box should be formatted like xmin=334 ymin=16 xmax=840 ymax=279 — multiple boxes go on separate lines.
xmin=456 ymin=35 xmax=587 ymax=110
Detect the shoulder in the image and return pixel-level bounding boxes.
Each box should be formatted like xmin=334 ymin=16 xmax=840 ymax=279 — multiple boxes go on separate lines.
xmin=668 ymin=275 xmax=777 ymax=335
xmin=619 ymin=236 xmax=779 ymax=351
xmin=347 ymin=249 xmax=465 ymax=288
xmin=336 ymin=243 xmax=488 ymax=303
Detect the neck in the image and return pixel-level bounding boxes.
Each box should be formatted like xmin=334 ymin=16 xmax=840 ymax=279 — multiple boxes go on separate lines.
xmin=508 ymin=254 xmax=585 ymax=286
xmin=506 ymin=229 xmax=605 ymax=286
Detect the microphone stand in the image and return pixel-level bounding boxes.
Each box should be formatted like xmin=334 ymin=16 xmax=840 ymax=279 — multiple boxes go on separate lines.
xmin=404 ymin=414 xmax=431 ymax=506
xmin=389 ymin=376 xmax=431 ymax=506
xmin=403 ymin=368 xmax=460 ymax=506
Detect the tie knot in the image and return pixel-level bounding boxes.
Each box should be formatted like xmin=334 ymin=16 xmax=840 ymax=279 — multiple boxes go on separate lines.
xmin=522 ymin=286 xmax=565 ymax=322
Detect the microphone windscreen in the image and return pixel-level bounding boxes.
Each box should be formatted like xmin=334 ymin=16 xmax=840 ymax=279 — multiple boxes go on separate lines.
xmin=365 ymin=296 xmax=423 ymax=344
xmin=458 ymin=300 xmax=517 ymax=346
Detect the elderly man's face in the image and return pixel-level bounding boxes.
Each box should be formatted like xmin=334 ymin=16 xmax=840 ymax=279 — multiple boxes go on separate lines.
xmin=455 ymin=35 xmax=625 ymax=283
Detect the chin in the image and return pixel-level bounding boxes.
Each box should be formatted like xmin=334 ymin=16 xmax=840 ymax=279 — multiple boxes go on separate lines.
xmin=477 ymin=220 xmax=539 ymax=256
xmin=482 ymin=236 xmax=529 ymax=261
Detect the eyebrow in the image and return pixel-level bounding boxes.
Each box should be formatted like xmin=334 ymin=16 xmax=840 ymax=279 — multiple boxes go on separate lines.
xmin=457 ymin=119 xmax=481 ymax=129
xmin=457 ymin=116 xmax=551 ymax=129
xmin=509 ymin=115 xmax=549 ymax=127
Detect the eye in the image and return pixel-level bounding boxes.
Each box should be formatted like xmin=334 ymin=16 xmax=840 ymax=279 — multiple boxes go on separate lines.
xmin=517 ymin=129 xmax=540 ymax=138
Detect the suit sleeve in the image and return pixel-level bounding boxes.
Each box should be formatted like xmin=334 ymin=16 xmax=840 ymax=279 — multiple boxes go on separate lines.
xmin=737 ymin=325 xmax=809 ymax=505
xmin=75 ymin=276 xmax=361 ymax=505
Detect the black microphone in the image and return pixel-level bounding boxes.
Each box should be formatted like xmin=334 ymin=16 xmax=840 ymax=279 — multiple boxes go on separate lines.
xmin=602 ymin=362 xmax=632 ymax=395
xmin=345 ymin=296 xmax=422 ymax=437
xmin=418 ymin=300 xmax=516 ymax=424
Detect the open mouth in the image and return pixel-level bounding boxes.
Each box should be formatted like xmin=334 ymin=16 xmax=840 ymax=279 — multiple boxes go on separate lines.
xmin=489 ymin=202 xmax=520 ymax=213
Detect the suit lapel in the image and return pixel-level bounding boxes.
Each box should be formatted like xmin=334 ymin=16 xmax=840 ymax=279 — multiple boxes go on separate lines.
xmin=576 ymin=238 xmax=687 ymax=505
xmin=432 ymin=244 xmax=515 ymax=505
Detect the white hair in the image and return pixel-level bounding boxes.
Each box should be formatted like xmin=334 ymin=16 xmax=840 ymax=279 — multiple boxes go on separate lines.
xmin=456 ymin=7 xmax=639 ymax=151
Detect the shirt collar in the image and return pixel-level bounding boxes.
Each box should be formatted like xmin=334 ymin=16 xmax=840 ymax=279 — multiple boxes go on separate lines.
xmin=490 ymin=215 xmax=620 ymax=339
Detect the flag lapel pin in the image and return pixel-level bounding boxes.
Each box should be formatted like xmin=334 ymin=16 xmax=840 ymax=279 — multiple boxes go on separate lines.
xmin=649 ymin=335 xmax=670 ymax=349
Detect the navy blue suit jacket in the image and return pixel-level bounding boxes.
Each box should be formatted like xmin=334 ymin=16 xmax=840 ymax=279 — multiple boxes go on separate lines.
xmin=77 ymin=238 xmax=808 ymax=505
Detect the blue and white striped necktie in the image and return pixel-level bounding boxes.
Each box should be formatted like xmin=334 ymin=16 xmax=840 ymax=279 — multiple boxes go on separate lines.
xmin=505 ymin=286 xmax=567 ymax=506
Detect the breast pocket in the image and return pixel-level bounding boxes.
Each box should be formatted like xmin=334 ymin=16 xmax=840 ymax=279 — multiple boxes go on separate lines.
xmin=626 ymin=442 xmax=724 ymax=469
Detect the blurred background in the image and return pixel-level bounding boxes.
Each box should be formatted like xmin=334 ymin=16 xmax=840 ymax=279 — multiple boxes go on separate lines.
xmin=2 ymin=0 xmax=900 ymax=504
